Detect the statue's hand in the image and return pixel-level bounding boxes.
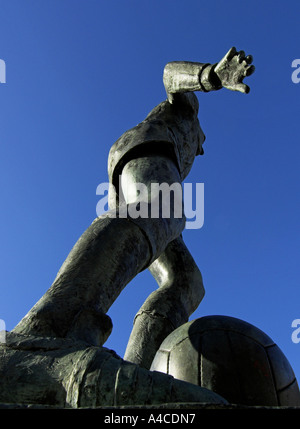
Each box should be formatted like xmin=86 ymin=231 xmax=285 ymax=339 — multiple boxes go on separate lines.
xmin=214 ymin=47 xmax=255 ymax=94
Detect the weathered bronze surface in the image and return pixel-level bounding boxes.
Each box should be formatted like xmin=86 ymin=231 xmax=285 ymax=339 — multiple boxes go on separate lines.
xmin=0 ymin=48 xmax=257 ymax=407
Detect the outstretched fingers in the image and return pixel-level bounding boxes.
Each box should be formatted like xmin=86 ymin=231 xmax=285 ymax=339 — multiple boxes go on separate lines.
xmin=237 ymin=50 xmax=245 ymax=63
xmin=235 ymin=82 xmax=250 ymax=94
xmin=244 ymin=64 xmax=255 ymax=77
xmin=245 ymin=54 xmax=253 ymax=64
xmin=225 ymin=46 xmax=237 ymax=61
xmin=242 ymin=54 xmax=255 ymax=77
xmin=215 ymin=47 xmax=255 ymax=94
xmin=238 ymin=51 xmax=255 ymax=83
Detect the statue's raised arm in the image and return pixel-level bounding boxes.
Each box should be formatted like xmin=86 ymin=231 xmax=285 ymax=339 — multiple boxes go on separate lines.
xmin=163 ymin=47 xmax=255 ymax=102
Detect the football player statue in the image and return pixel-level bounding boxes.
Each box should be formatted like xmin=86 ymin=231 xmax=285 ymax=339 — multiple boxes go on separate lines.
xmin=11 ymin=47 xmax=255 ymax=392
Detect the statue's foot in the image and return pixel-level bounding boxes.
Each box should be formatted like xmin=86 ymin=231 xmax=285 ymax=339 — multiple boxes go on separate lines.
xmin=0 ymin=332 xmax=228 ymax=408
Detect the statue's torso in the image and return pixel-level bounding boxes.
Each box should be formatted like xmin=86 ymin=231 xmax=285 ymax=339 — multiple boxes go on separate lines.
xmin=107 ymin=92 xmax=205 ymax=195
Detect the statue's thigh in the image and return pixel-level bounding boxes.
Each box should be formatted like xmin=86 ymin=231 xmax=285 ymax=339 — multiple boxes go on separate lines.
xmin=121 ymin=154 xmax=182 ymax=204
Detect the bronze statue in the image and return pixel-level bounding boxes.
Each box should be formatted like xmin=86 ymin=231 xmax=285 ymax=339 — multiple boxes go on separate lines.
xmin=0 ymin=48 xmax=255 ymax=407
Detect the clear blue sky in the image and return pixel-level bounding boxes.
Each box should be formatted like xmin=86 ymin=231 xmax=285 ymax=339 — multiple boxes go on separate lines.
xmin=1 ymin=0 xmax=300 ymax=387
